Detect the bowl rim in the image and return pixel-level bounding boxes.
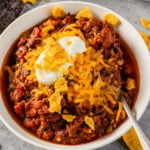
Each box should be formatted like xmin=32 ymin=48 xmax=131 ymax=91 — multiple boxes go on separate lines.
xmin=0 ymin=1 xmax=150 ymax=150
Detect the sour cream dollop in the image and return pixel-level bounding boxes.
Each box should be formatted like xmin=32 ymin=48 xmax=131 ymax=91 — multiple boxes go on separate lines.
xmin=35 ymin=36 xmax=86 ymax=85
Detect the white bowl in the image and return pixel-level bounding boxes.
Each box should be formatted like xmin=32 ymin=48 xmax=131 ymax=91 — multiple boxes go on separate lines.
xmin=0 ymin=1 xmax=150 ymax=150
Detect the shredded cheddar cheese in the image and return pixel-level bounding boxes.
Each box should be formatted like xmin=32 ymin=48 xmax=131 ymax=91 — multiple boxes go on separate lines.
xmin=32 ymin=83 xmax=52 ymax=97
xmin=36 ymin=38 xmax=72 ymax=71
xmin=121 ymin=109 xmax=126 ymax=120
xmin=105 ymin=92 xmax=116 ymax=105
xmin=41 ymin=19 xmax=54 ymax=38
xmin=66 ymin=47 xmax=120 ymax=109
xmin=84 ymin=116 xmax=94 ymax=130
xmin=23 ymin=46 xmax=43 ymax=82
xmin=32 ymin=88 xmax=44 ymax=97
xmin=15 ymin=68 xmax=21 ymax=76
xmin=103 ymin=105 xmax=114 ymax=115
xmin=116 ymin=102 xmax=123 ymax=121
xmin=52 ymin=24 xmax=87 ymax=42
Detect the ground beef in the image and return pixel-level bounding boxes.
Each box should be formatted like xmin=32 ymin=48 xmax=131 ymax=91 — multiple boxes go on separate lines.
xmin=15 ymin=45 xmax=28 ymax=60
xmin=10 ymin=87 xmax=24 ymax=103
xmin=14 ymin=101 xmax=25 ymax=118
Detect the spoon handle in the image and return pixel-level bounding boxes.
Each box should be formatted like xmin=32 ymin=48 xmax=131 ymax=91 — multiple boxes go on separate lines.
xmin=122 ymin=97 xmax=150 ymax=150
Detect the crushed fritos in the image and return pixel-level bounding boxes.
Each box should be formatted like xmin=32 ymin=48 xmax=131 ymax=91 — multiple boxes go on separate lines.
xmin=139 ymin=17 xmax=150 ymax=50
xmin=62 ymin=115 xmax=76 ymax=122
xmin=141 ymin=18 xmax=150 ymax=30
xmin=103 ymin=13 xmax=119 ymax=27
xmin=48 ymin=92 xmax=62 ymax=114
xmin=123 ymin=128 xmax=143 ymax=150
xmin=52 ymin=6 xmax=66 ymax=19
xmin=139 ymin=31 xmax=150 ymax=50
xmin=84 ymin=116 xmax=95 ymax=130
xmin=126 ymin=78 xmax=136 ymax=90
xmin=75 ymin=7 xmax=93 ymax=19
xmin=21 ymin=0 xmax=36 ymax=4
xmin=54 ymin=77 xmax=68 ymax=92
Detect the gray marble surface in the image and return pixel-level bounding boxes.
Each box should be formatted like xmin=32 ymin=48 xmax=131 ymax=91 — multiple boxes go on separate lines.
xmin=0 ymin=0 xmax=150 ymax=150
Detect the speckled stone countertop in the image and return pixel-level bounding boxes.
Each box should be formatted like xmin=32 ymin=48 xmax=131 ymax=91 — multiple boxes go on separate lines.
xmin=0 ymin=0 xmax=150 ymax=150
